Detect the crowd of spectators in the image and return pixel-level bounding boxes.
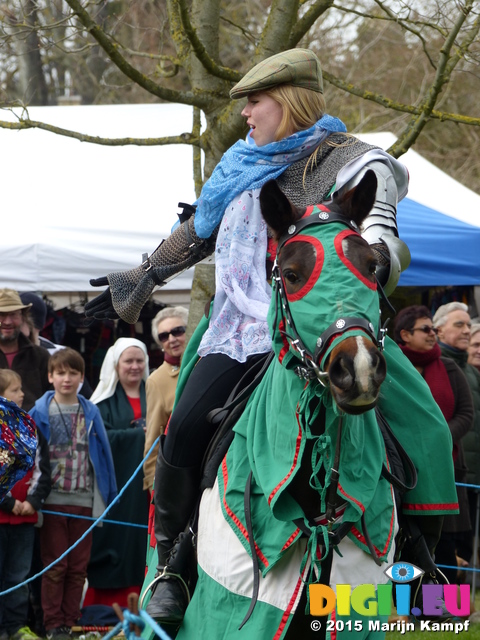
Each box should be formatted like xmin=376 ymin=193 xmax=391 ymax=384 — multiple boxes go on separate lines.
xmin=2 ymin=284 xmax=480 ymax=639
xmin=0 ymin=290 xmax=187 ymax=640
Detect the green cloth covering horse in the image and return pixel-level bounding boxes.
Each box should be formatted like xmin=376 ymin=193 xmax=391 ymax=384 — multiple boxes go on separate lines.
xmin=141 ymin=181 xmax=457 ymax=640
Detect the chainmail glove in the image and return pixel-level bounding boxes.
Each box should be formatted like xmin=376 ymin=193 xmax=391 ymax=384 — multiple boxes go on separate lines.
xmin=370 ymin=242 xmax=390 ymax=289
xmin=84 ymin=216 xmax=217 ymax=324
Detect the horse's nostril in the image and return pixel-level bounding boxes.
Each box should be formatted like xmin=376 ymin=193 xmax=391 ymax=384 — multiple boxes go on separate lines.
xmin=371 ymin=351 xmax=387 ymax=385
xmin=329 ymin=356 xmax=354 ymax=390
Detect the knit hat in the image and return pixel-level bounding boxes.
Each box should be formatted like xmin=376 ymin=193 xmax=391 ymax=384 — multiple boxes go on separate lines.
xmin=0 ymin=288 xmax=31 ymax=313
xmin=230 ymin=48 xmax=323 ymax=99
xmin=19 ymin=292 xmax=47 ymax=330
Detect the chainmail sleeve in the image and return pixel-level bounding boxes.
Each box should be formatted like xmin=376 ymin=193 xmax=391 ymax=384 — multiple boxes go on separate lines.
xmin=107 ymin=216 xmax=218 ymax=324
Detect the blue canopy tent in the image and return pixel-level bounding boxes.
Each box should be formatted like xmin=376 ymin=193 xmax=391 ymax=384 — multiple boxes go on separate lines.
xmin=358 ymin=133 xmax=480 ymax=287
xmin=397 ymin=199 xmax=480 ymax=286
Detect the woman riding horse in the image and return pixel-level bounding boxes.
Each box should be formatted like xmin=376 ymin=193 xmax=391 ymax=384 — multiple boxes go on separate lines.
xmin=84 ymin=49 xmax=458 ymax=634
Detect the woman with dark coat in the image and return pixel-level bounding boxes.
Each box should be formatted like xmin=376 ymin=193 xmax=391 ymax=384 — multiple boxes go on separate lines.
xmin=86 ymin=338 xmax=149 ymax=607
xmin=395 ymin=305 xmax=474 ymax=583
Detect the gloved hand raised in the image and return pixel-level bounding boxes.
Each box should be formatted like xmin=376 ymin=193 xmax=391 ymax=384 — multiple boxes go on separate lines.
xmin=84 ymin=278 xmax=119 ymax=320
xmin=84 ymin=216 xmax=217 ymax=324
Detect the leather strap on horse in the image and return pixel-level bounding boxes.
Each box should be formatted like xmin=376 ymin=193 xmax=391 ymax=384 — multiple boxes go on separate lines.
xmin=238 ymin=471 xmax=260 ymax=630
xmin=325 ymin=413 xmax=343 ymax=524
xmin=376 ymin=407 xmax=417 ymax=495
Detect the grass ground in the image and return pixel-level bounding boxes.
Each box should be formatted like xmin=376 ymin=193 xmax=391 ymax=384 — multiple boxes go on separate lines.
xmin=386 ymin=588 xmax=480 ymax=639
xmin=387 ymin=621 xmax=479 ymax=640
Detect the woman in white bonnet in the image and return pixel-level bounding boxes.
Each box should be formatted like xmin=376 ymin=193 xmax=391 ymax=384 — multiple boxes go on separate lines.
xmin=87 ymin=338 xmax=149 ymax=606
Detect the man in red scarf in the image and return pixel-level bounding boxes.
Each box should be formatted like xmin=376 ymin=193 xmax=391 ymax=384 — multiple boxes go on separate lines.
xmin=395 ymin=304 xmax=474 ymax=584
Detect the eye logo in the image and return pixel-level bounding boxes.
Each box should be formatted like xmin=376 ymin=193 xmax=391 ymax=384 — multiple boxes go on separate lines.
xmin=384 ymin=562 xmax=424 ymax=583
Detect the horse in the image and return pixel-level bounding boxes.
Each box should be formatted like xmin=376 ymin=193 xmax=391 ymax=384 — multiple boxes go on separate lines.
xmin=156 ymin=169 xmax=402 ymax=640
xmin=142 ymin=169 xmax=457 ymax=640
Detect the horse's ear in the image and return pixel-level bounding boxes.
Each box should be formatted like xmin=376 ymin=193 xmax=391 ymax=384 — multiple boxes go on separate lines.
xmin=333 ymin=170 xmax=378 ymax=227
xmin=260 ymin=180 xmax=304 ymax=240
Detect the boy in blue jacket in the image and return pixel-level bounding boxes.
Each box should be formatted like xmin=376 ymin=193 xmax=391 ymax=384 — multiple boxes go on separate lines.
xmin=29 ymin=349 xmax=117 ymax=640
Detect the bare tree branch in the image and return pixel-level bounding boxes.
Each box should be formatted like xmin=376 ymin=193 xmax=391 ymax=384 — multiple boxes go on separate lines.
xmin=177 ymin=0 xmax=242 ymax=82
xmin=391 ymin=0 xmax=477 ymax=157
xmin=0 ymin=114 xmax=199 ymax=146
xmin=64 ymin=0 xmax=205 ymax=107
xmin=322 ymin=69 xmax=480 ymax=127
xmin=288 ymin=0 xmax=334 ymax=47
xmin=192 ymin=106 xmax=203 ymax=197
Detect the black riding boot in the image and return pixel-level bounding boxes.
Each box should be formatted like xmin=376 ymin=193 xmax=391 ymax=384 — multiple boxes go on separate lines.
xmin=146 ymin=436 xmax=200 ymax=624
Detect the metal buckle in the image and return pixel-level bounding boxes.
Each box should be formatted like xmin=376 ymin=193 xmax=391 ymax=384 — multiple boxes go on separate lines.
xmin=141 ymin=253 xmax=153 ymax=272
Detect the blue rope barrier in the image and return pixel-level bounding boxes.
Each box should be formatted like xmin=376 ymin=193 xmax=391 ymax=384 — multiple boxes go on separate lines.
xmin=0 ymin=436 xmax=160 ymax=598
xmin=139 ymin=609 xmax=173 ymax=640
xmin=100 ymin=608 xmax=172 ymax=640
xmin=455 ymin=482 xmax=480 ymax=490
xmin=437 ymin=564 xmax=480 ymax=574
xmin=101 ymin=622 xmax=123 ymax=640
xmin=41 ymin=509 xmax=148 ymax=529
xmin=3 ymin=437 xmax=480 ymax=603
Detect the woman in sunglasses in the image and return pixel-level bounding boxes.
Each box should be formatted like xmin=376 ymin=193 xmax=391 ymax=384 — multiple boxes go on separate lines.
xmin=143 ymin=307 xmax=189 ymax=496
xmin=394 ymin=304 xmax=474 ymax=584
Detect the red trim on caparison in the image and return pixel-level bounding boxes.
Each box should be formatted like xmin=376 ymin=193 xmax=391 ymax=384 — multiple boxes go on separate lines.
xmin=221 ymin=456 xmax=269 ymax=569
xmin=402 ymin=502 xmax=459 ymax=512
xmin=273 ymin=558 xmax=309 ymax=640
xmin=303 ymin=205 xmax=315 ymax=218
xmin=337 ymin=481 xmax=365 ymax=514
xmin=331 ymin=609 xmax=337 ymax=640
xmin=268 ymin=397 xmax=306 ymax=506
xmin=278 ymin=318 xmax=290 ymax=364
xmin=283 ymin=235 xmax=324 ymax=302
xmin=334 ymin=229 xmax=377 ymax=290
xmin=281 ymin=528 xmax=302 ymax=551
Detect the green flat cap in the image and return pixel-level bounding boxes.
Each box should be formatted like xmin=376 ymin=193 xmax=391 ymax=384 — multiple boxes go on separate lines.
xmin=230 ymin=48 xmax=323 ymax=99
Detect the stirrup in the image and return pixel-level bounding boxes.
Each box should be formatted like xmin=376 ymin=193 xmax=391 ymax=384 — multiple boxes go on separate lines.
xmin=139 ymin=567 xmax=191 ymax=609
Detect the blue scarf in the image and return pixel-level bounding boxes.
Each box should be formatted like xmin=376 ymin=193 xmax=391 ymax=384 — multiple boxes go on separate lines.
xmin=193 ymin=114 xmax=347 ymax=238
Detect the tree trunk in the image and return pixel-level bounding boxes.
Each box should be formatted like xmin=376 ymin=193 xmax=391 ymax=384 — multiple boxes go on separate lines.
xmin=186 ymin=263 xmax=215 ymax=341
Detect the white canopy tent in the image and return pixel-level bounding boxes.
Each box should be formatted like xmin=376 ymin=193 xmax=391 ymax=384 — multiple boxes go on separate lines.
xmin=0 ymin=103 xmax=200 ymax=307
xmin=1 ymin=106 xmax=479 ymax=310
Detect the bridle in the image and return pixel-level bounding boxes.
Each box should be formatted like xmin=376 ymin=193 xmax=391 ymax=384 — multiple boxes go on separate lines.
xmin=271 ymin=205 xmax=388 ymax=386
xmin=271 ymin=205 xmax=392 ymax=563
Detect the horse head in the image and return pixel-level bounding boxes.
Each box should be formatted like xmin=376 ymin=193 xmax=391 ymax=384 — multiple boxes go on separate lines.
xmin=260 ymin=170 xmax=387 ymax=415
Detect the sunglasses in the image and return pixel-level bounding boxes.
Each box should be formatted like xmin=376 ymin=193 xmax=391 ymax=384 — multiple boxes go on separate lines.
xmin=411 ymin=325 xmax=438 ymax=335
xmin=158 ymin=326 xmax=186 ymax=343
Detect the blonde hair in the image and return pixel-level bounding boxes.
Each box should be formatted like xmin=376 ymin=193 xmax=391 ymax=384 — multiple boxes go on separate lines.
xmin=265 ymin=84 xmax=357 ymax=185
xmin=0 ymin=369 xmax=21 ymax=396
xmin=265 ymin=85 xmax=326 ymax=141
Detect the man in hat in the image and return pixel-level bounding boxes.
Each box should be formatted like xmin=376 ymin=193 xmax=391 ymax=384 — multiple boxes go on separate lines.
xmin=19 ymin=292 xmax=61 ymax=355
xmin=0 ymin=288 xmax=50 ymax=411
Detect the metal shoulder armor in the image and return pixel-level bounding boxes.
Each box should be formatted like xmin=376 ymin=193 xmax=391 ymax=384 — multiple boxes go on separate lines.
xmin=337 ymin=159 xmax=411 ymax=296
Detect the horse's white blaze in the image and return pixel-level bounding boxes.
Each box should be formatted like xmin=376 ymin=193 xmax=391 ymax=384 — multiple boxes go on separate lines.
xmin=353 ymin=335 xmax=374 ymax=398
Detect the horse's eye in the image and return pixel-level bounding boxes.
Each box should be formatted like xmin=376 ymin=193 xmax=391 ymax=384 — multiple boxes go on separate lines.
xmin=283 ymin=269 xmax=300 ymax=284
xmin=369 ymin=261 xmax=377 ymax=275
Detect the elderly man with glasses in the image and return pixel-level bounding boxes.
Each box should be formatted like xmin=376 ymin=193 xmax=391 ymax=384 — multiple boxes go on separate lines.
xmin=434 ymin=302 xmax=480 ymax=564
